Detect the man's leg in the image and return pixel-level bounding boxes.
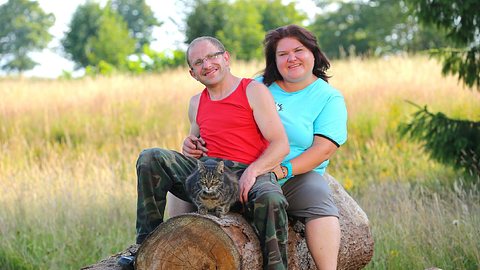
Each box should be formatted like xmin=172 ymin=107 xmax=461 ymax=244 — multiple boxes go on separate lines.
xmin=135 ymin=148 xmax=197 ymax=244
xmin=166 ymin=192 xmax=196 ymax=218
xmin=245 ymin=173 xmax=289 ymax=270
xmin=119 ymin=148 xmax=197 ymax=269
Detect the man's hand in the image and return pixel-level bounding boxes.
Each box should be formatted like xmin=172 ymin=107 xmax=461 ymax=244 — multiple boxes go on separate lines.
xmin=239 ymin=167 xmax=258 ymax=204
xmin=182 ymin=135 xmax=208 ymax=158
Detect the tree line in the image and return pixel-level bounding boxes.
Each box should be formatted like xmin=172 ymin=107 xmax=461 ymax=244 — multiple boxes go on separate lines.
xmin=0 ymin=0 xmax=478 ymax=178
xmin=0 ymin=0 xmax=458 ymax=74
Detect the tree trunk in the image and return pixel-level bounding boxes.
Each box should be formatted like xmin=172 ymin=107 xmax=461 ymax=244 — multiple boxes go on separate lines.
xmin=82 ymin=173 xmax=374 ymax=270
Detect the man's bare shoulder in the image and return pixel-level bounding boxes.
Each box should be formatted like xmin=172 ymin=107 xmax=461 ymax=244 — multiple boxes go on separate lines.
xmin=245 ymin=79 xmax=275 ymax=110
xmin=247 ymin=79 xmax=268 ymax=89
xmin=189 ymin=93 xmax=202 ymax=106
xmin=246 ymin=79 xmax=270 ymax=96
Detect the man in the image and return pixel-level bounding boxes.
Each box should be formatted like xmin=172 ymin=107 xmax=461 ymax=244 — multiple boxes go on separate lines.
xmin=119 ymin=36 xmax=290 ymax=270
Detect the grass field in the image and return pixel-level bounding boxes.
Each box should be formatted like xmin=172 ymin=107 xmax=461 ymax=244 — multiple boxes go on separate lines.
xmin=0 ymin=55 xmax=479 ymax=269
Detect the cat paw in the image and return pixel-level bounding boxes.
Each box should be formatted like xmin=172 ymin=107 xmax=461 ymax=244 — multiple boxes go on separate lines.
xmin=215 ymin=210 xmax=227 ymax=218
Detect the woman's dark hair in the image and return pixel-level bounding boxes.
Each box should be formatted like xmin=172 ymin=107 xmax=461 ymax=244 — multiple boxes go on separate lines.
xmin=262 ymin=24 xmax=330 ymax=86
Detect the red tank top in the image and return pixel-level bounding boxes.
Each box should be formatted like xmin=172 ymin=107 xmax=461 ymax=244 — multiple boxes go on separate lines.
xmin=196 ymin=78 xmax=269 ymax=164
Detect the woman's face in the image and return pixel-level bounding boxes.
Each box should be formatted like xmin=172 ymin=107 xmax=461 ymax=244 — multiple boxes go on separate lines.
xmin=275 ymin=37 xmax=315 ymax=83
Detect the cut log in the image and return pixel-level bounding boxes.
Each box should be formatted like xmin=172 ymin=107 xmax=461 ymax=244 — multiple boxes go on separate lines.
xmin=138 ymin=173 xmax=374 ymax=270
xmin=136 ymin=213 xmax=262 ymax=269
xmin=83 ymin=173 xmax=374 ymax=270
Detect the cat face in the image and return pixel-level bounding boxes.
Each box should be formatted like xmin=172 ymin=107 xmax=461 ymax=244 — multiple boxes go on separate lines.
xmin=198 ymin=160 xmax=224 ymax=194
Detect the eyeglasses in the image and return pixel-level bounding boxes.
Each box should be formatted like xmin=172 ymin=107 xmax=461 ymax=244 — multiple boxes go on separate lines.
xmin=191 ymin=51 xmax=225 ymax=68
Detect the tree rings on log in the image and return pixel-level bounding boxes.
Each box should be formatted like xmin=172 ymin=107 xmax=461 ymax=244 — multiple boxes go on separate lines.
xmin=135 ymin=213 xmax=262 ymax=270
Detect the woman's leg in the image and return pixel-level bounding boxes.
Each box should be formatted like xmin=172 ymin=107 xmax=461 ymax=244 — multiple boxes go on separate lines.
xmin=305 ymin=216 xmax=340 ymax=270
xmin=282 ymin=171 xmax=340 ymax=269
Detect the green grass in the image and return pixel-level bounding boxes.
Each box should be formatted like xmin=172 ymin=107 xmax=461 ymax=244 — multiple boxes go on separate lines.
xmin=0 ymin=56 xmax=479 ymax=269
xmin=359 ymin=181 xmax=479 ymax=270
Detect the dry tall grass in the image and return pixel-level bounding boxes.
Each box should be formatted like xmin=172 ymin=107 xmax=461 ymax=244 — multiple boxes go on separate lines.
xmin=0 ymin=56 xmax=478 ymax=269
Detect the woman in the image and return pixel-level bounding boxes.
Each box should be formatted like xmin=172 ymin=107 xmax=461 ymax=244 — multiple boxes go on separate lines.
xmin=260 ymin=24 xmax=347 ymax=270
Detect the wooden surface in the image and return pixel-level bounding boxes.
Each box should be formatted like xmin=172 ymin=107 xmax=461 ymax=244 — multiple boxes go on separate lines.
xmin=135 ymin=213 xmax=262 ymax=270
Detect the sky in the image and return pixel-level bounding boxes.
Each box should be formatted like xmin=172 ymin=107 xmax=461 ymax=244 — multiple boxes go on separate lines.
xmin=0 ymin=0 xmax=318 ymax=78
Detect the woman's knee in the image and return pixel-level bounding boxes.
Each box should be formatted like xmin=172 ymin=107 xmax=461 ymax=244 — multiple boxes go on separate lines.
xmin=298 ymin=174 xmax=332 ymax=199
xmin=312 ymin=181 xmax=332 ymax=199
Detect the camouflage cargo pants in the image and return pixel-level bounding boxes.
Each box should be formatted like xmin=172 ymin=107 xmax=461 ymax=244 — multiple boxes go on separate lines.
xmin=135 ymin=148 xmax=289 ymax=270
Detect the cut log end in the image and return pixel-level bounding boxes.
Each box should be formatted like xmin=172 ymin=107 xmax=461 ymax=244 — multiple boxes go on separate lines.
xmin=136 ymin=214 xmax=239 ymax=269
xmin=135 ymin=213 xmax=262 ymax=270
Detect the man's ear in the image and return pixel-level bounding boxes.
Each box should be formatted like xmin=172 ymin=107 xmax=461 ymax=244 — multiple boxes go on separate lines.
xmin=189 ymin=68 xmax=198 ymax=81
xmin=223 ymin=51 xmax=231 ymax=63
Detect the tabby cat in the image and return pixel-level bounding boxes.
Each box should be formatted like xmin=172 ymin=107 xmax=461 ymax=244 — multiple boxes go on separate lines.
xmin=186 ymin=159 xmax=239 ymax=217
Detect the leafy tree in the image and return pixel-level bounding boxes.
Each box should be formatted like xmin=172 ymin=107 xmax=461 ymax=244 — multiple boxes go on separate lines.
xmin=62 ymin=2 xmax=103 ymax=68
xmin=62 ymin=2 xmax=137 ymax=71
xmin=407 ymin=0 xmax=479 ymax=89
xmin=217 ymin=0 xmax=264 ymax=61
xmin=184 ymin=0 xmax=306 ymax=60
xmin=110 ymin=0 xmax=161 ymax=52
xmin=310 ymin=0 xmax=448 ymax=59
xmin=256 ymin=0 xmax=307 ymax=32
xmin=139 ymin=45 xmax=186 ymax=72
xmin=400 ymin=0 xmax=480 ymax=176
xmin=184 ymin=0 xmax=229 ymax=44
xmin=85 ymin=7 xmax=135 ymax=70
xmin=0 ymin=0 xmax=54 ymax=73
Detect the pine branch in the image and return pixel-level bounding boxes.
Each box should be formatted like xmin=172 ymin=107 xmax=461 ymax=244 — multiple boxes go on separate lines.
xmin=399 ymin=103 xmax=480 ymax=176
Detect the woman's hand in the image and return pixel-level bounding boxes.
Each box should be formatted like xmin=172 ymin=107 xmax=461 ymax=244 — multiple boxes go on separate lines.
xmin=272 ymin=165 xmax=286 ymax=180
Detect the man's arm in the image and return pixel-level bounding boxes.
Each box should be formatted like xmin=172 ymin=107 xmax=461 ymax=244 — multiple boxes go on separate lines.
xmin=239 ymin=81 xmax=289 ymax=203
xmin=182 ymin=94 xmax=207 ymax=158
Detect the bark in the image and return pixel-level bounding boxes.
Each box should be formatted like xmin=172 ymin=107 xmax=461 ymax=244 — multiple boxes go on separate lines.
xmin=81 ymin=244 xmax=139 ymax=270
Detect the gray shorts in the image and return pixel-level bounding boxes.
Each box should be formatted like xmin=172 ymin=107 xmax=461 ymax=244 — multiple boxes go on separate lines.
xmin=281 ymin=171 xmax=339 ymax=223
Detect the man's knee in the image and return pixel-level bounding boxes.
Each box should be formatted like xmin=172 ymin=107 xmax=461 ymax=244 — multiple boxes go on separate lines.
xmin=136 ymin=148 xmax=168 ymax=189
xmin=137 ymin=148 xmax=175 ymax=170
xmin=136 ymin=148 xmax=150 ymax=169
xmin=256 ymin=192 xmax=288 ymax=211
xmin=137 ymin=148 xmax=160 ymax=167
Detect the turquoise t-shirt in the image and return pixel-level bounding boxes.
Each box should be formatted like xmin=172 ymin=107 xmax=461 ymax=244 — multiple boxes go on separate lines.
xmin=256 ymin=77 xmax=348 ymax=185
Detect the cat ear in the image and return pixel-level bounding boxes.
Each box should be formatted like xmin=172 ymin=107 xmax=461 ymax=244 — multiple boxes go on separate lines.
xmin=197 ymin=160 xmax=206 ymax=173
xmin=216 ymin=160 xmax=224 ymax=174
